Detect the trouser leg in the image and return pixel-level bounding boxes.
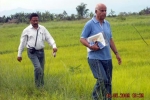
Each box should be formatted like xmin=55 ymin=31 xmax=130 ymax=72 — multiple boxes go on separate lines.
xmin=88 ymin=59 xmax=112 ymax=100
xmin=102 ymin=60 xmax=112 ymax=97
xmin=92 ymin=79 xmax=107 ymax=100
xmin=37 ymin=49 xmax=45 ymax=86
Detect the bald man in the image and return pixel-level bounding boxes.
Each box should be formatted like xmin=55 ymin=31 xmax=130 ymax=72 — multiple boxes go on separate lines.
xmin=80 ymin=3 xmax=121 ymax=100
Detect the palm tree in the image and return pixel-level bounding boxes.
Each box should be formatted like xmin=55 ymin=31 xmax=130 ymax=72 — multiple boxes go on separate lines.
xmin=76 ymin=3 xmax=89 ymax=19
xmin=63 ymin=10 xmax=68 ymax=20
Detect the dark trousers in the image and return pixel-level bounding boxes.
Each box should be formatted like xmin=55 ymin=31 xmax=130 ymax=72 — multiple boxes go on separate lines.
xmin=88 ymin=58 xmax=113 ymax=100
xmin=27 ymin=49 xmax=45 ymax=87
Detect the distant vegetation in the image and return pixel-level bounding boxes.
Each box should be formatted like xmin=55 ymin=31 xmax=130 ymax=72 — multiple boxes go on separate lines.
xmin=0 ymin=2 xmax=150 ymax=23
xmin=0 ymin=3 xmax=92 ymax=23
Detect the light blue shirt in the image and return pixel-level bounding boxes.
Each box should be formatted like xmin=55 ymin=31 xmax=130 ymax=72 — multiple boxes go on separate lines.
xmin=81 ymin=16 xmax=112 ymax=60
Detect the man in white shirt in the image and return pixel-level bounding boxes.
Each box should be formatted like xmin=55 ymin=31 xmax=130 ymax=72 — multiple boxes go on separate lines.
xmin=17 ymin=13 xmax=57 ymax=87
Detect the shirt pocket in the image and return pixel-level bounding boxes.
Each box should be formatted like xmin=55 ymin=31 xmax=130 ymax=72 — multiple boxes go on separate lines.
xmin=28 ymin=32 xmax=35 ymax=40
xmin=39 ymin=31 xmax=45 ymax=41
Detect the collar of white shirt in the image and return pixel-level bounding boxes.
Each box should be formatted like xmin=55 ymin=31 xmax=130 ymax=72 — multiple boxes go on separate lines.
xmin=29 ymin=24 xmax=41 ymax=30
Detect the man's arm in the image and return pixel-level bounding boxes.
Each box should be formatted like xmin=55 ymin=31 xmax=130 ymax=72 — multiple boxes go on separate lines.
xmin=17 ymin=31 xmax=28 ymax=62
xmin=110 ymin=38 xmax=122 ymax=65
xmin=45 ymin=28 xmax=56 ymax=47
xmin=44 ymin=28 xmax=57 ymax=56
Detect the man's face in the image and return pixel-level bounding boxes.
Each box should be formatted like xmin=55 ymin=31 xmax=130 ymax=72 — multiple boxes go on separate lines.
xmin=30 ymin=17 xmax=39 ymax=28
xmin=96 ymin=6 xmax=107 ymax=20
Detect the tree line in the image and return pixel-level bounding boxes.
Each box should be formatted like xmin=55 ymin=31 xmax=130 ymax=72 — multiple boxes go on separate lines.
xmin=0 ymin=3 xmax=150 ymax=23
xmin=108 ymin=7 xmax=150 ymax=17
xmin=0 ymin=3 xmax=92 ymax=23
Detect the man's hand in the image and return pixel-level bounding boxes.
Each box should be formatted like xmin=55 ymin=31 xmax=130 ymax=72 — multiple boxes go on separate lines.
xmin=116 ymin=53 xmax=121 ymax=65
xmin=89 ymin=42 xmax=100 ymax=51
xmin=17 ymin=57 xmax=22 ymax=62
xmin=53 ymin=48 xmax=57 ymax=57
xmin=53 ymin=48 xmax=57 ymax=52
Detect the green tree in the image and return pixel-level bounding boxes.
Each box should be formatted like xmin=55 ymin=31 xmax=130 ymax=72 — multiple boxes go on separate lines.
xmin=0 ymin=15 xmax=6 ymax=23
xmin=63 ymin=10 xmax=68 ymax=20
xmin=42 ymin=11 xmax=51 ymax=22
xmin=108 ymin=9 xmax=116 ymax=17
xmin=76 ymin=3 xmax=89 ymax=19
xmin=139 ymin=7 xmax=150 ymax=15
xmin=89 ymin=12 xmax=94 ymax=18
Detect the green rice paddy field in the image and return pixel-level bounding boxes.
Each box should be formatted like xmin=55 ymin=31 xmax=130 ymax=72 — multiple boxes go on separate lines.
xmin=0 ymin=15 xmax=150 ymax=100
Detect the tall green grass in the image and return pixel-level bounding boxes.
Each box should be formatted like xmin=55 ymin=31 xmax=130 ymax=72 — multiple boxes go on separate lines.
xmin=0 ymin=16 xmax=150 ymax=100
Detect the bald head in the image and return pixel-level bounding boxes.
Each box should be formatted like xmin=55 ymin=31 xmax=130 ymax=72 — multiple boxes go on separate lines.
xmin=95 ymin=3 xmax=107 ymax=11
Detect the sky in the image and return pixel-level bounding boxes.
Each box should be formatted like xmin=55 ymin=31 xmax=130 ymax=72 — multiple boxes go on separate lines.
xmin=0 ymin=0 xmax=150 ymax=16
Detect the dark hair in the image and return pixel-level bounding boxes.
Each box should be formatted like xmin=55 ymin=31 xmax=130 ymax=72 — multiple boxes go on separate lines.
xmin=29 ymin=13 xmax=39 ymax=20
